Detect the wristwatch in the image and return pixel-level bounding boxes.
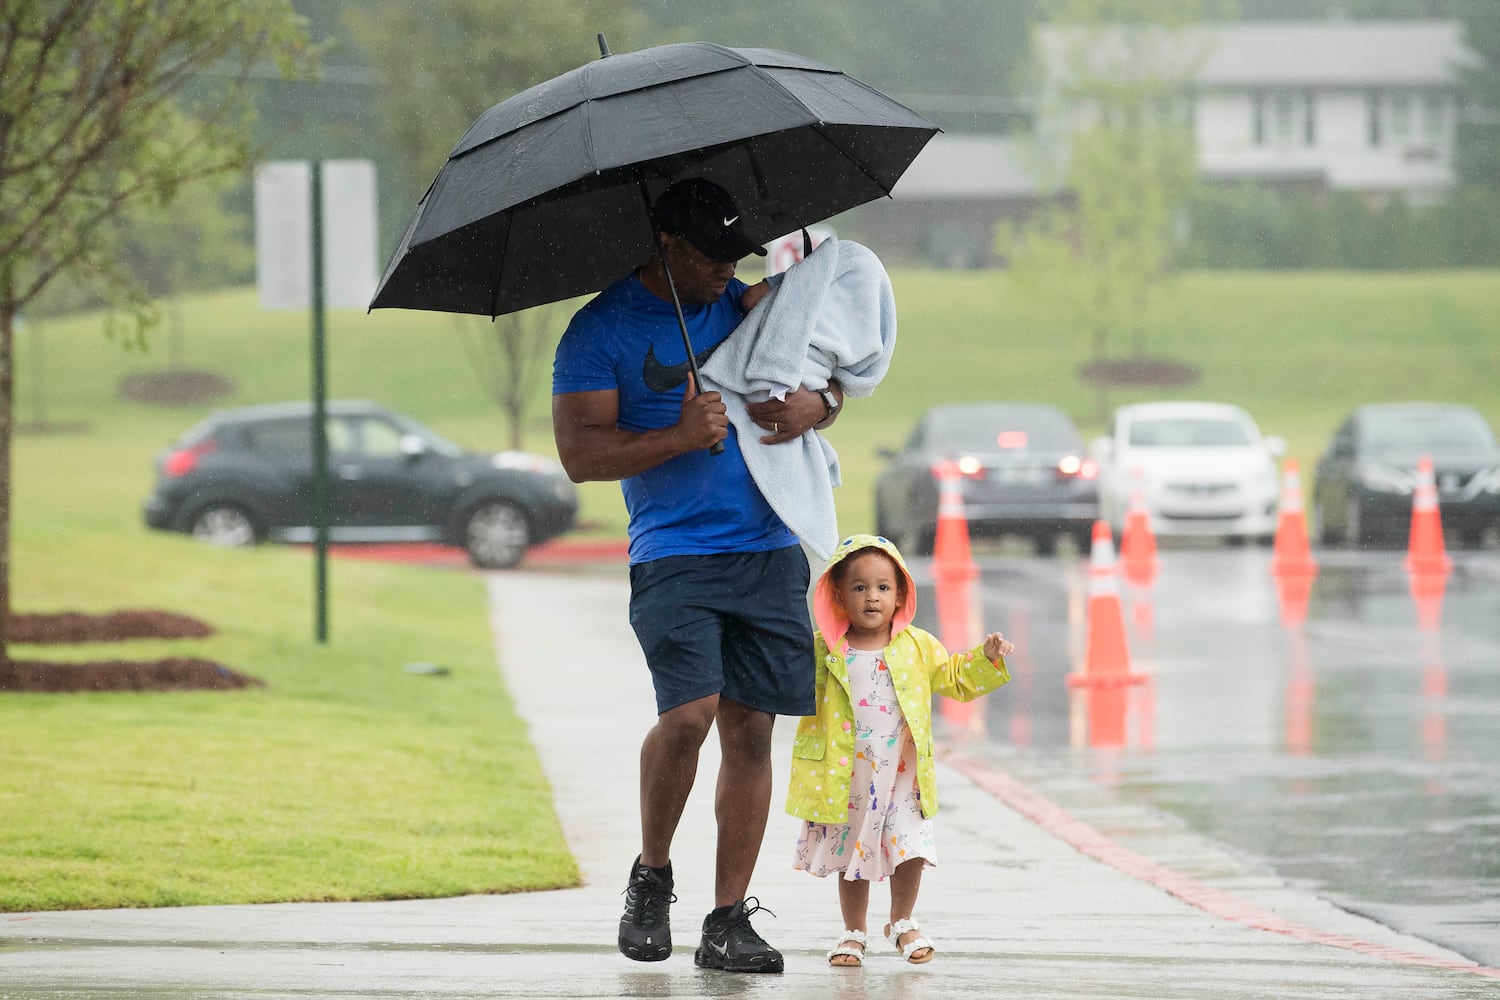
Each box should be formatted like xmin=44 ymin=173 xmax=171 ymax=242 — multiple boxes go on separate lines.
xmin=818 ymin=388 xmax=840 ymax=418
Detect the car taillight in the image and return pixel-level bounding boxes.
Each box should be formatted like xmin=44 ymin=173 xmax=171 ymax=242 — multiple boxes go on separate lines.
xmin=1057 ymin=455 xmax=1098 ymax=480
xmin=163 ymin=438 xmax=216 ymax=478
xmin=932 ymin=457 xmax=984 ymax=481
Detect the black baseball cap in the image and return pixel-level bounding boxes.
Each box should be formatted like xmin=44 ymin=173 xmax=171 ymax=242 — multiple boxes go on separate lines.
xmin=651 ymin=178 xmax=767 ymax=263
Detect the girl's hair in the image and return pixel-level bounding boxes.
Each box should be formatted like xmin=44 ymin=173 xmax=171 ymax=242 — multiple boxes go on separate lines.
xmin=829 ymin=546 xmax=907 ymax=602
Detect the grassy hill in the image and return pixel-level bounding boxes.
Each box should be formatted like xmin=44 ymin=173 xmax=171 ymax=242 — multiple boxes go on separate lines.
xmin=20 ymin=268 xmax=1500 ymax=539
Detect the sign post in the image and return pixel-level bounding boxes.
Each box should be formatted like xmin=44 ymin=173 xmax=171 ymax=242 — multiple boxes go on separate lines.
xmin=309 ymin=162 xmax=329 ymax=643
xmin=253 ymin=159 xmax=378 ymax=643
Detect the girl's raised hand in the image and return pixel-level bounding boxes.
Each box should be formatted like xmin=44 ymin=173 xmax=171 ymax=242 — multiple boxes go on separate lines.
xmin=983 ymin=632 xmax=1015 ymax=661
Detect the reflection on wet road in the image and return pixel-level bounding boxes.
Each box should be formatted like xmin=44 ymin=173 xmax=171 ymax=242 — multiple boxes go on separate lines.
xmin=913 ymin=544 xmax=1500 ymax=967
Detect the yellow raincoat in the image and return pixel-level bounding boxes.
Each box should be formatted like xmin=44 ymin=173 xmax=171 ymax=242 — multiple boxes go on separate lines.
xmin=785 ymin=533 xmax=1010 ymax=824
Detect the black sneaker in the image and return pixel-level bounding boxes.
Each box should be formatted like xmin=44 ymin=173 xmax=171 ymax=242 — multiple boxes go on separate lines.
xmin=693 ymin=897 xmax=783 ymax=973
xmin=618 ymin=856 xmax=675 ymax=962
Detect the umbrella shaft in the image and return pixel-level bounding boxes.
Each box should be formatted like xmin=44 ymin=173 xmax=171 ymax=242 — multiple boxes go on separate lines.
xmin=640 ymin=179 xmax=723 ymax=456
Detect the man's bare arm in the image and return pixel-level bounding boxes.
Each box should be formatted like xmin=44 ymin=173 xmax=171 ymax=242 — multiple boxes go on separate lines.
xmin=552 ymin=383 xmax=728 ymax=483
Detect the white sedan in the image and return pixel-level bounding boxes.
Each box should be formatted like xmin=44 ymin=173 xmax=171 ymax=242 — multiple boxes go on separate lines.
xmin=1091 ymin=401 xmax=1285 ymax=543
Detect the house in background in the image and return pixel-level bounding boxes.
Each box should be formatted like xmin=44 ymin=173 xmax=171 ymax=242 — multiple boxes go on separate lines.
xmin=851 ymin=135 xmax=1048 ymax=269
xmin=1188 ymin=20 xmax=1474 ymax=204
xmin=862 ymin=20 xmax=1476 ymax=267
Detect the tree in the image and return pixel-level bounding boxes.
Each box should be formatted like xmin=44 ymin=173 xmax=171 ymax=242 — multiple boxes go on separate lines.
xmin=348 ymin=0 xmax=647 ymax=451
xmin=114 ymin=176 xmax=254 ymax=370
xmin=1233 ymin=0 xmax=1462 ymax=17
xmin=455 ymin=305 xmax=563 ymax=451
xmin=0 ymin=1 xmax=314 ymax=660
xmin=1454 ymin=0 xmax=1500 ymax=189
xmin=637 ymin=0 xmax=1038 ymax=107
xmin=1000 ymin=0 xmax=1209 ymax=416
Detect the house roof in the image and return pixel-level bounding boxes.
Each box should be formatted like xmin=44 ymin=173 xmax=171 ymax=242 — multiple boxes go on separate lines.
xmin=1197 ymin=20 xmax=1474 ymax=88
xmin=890 ymin=135 xmax=1047 ymax=199
xmin=1037 ymin=20 xmax=1475 ymax=91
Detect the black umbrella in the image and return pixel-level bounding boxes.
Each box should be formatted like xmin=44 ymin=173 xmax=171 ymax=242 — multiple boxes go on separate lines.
xmin=368 ymin=38 xmax=939 ymax=319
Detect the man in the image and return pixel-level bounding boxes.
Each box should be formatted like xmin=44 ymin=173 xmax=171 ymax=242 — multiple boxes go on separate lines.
xmin=551 ymin=178 xmax=843 ymax=973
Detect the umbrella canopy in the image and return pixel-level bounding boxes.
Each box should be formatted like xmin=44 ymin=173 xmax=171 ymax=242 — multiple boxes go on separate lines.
xmin=369 ymin=41 xmax=939 ymax=317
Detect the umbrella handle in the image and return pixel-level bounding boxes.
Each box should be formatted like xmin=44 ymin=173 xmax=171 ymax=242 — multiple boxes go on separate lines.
xmin=641 ymin=180 xmax=723 ymax=457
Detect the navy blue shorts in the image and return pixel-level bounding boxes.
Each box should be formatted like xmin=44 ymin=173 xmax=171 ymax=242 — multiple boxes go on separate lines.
xmin=628 ymin=545 xmax=815 ymax=717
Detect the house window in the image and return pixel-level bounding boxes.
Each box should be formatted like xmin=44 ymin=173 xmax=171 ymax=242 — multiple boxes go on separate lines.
xmin=1272 ymin=93 xmax=1296 ymax=145
xmin=1391 ymin=92 xmax=1413 ymax=143
xmin=1422 ymin=93 xmax=1445 ymax=141
xmin=1304 ymin=90 xmax=1317 ymax=146
xmin=1252 ymin=91 xmax=1266 ymax=145
xmin=1367 ymin=91 xmax=1382 ymax=146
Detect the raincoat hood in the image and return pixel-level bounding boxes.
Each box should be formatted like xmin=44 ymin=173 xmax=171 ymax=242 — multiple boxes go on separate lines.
xmin=812 ymin=533 xmax=918 ymax=651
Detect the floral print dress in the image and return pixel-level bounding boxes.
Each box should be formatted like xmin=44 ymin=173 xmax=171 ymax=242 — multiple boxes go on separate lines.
xmin=793 ymin=647 xmax=936 ymax=881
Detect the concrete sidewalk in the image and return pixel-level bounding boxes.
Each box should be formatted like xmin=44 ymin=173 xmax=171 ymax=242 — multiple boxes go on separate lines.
xmin=2 ymin=570 xmax=1496 ymax=999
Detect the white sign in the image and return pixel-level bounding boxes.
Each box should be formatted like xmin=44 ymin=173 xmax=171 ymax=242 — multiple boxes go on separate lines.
xmin=765 ymin=225 xmax=837 ymax=277
xmin=254 ymin=159 xmax=379 ymax=310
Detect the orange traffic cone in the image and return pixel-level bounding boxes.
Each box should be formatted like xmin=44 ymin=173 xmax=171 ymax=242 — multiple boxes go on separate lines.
xmin=1120 ymin=467 xmax=1158 ymax=587
xmin=1066 ymin=521 xmax=1143 ymax=690
xmin=932 ymin=461 xmax=977 ymax=583
xmin=1271 ymin=459 xmax=1318 ymax=577
xmin=1404 ymin=455 xmax=1452 ymax=576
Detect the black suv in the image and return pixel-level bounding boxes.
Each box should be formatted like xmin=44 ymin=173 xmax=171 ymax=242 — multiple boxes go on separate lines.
xmin=143 ymin=401 xmax=578 ymax=569
xmin=1312 ymin=402 xmax=1500 ymax=549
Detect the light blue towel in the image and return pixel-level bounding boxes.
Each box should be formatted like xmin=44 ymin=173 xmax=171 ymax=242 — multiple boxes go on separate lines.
xmin=699 ymin=239 xmax=897 ymax=559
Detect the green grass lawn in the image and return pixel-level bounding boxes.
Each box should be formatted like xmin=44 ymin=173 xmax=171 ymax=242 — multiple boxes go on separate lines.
xmin=5 ymin=266 xmax=1496 ymax=909
xmin=3 ymin=428 xmax=577 ymax=911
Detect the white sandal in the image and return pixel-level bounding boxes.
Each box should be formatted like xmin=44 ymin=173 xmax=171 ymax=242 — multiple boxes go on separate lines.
xmin=827 ymin=928 xmax=867 ymax=967
xmin=885 ymin=918 xmax=935 ymax=964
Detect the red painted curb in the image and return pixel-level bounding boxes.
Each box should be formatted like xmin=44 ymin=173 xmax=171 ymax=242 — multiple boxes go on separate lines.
xmin=307 ymin=539 xmax=630 ymax=567
xmin=944 ymin=751 xmax=1500 ymax=980
xmin=529 ymin=538 xmax=630 ymax=562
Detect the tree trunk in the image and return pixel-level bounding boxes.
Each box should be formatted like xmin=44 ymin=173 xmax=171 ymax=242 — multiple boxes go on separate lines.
xmin=0 ymin=288 xmax=14 ymax=664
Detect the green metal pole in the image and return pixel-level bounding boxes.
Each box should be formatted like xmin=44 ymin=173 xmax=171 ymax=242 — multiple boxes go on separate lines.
xmin=310 ymin=161 xmax=329 ymax=643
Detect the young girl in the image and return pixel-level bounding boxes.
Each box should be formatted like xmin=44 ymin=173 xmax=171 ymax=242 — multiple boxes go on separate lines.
xmin=787 ymin=533 xmax=1015 ymax=967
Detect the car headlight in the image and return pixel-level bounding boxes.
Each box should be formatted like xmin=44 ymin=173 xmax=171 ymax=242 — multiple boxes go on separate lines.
xmin=1358 ymin=463 xmax=1415 ymax=494
xmin=1471 ymin=466 xmax=1500 ymax=495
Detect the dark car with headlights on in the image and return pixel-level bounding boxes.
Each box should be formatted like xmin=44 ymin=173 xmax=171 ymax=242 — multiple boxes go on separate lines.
xmin=874 ymin=403 xmax=1098 ymax=556
xmin=1311 ymin=402 xmax=1500 ymax=549
xmin=143 ymin=400 xmax=578 ymax=569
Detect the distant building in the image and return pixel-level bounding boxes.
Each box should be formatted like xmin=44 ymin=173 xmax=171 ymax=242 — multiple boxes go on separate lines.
xmin=857 ymin=135 xmax=1049 ymax=268
xmin=868 ymin=20 xmax=1476 ymax=267
xmin=1186 ymin=21 xmax=1474 ymax=203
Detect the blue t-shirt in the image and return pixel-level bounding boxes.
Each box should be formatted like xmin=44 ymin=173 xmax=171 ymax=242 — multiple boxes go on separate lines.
xmin=552 ymin=272 xmax=797 ymax=564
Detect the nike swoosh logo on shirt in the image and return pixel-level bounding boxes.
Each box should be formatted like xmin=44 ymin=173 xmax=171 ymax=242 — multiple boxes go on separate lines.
xmin=722 ymin=215 xmax=739 ymax=226
xmin=641 ymin=342 xmax=722 ymax=393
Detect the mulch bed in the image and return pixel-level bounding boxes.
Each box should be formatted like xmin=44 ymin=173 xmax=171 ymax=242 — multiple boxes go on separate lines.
xmin=4 ymin=610 xmax=263 ymax=694
xmin=12 ymin=610 xmax=215 ymax=644
xmin=1078 ymin=356 xmax=1202 ymax=388
xmin=0 ymin=657 xmax=263 ymax=693
xmin=117 ymin=369 xmax=235 ymax=406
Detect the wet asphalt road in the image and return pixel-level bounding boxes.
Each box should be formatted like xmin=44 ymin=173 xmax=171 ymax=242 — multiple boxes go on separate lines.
xmin=911 ymin=541 xmax=1500 ymax=968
